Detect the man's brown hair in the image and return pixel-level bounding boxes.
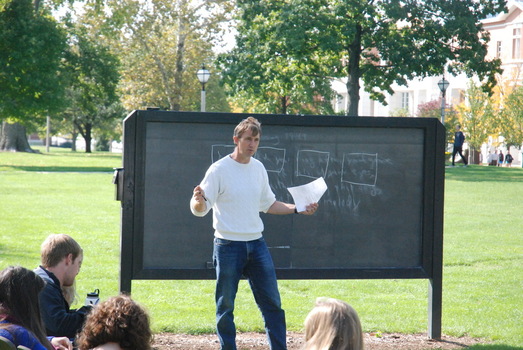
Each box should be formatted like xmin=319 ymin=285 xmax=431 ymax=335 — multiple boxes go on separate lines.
xmin=233 ymin=116 xmax=261 ymax=138
xmin=40 ymin=234 xmax=83 ymax=268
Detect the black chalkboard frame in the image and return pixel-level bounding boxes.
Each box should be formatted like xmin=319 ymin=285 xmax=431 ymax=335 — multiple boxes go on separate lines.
xmin=118 ymin=110 xmax=445 ymax=337
xmin=120 ymin=109 xmax=445 ymax=281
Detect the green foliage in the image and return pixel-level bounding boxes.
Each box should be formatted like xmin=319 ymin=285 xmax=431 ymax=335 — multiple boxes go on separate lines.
xmin=192 ymin=74 xmax=232 ymax=113
xmin=220 ymin=0 xmax=506 ymax=116
xmin=218 ymin=0 xmax=338 ymax=115
xmin=457 ymin=81 xmax=493 ymax=152
xmin=0 ymin=152 xmax=522 ymax=347
xmin=389 ymin=107 xmax=410 ymax=117
xmin=0 ymin=0 xmax=67 ymax=122
xmin=82 ymin=0 xmax=234 ymax=112
xmin=56 ymin=22 xmax=122 ymax=152
xmin=499 ymin=86 xmax=523 ymax=150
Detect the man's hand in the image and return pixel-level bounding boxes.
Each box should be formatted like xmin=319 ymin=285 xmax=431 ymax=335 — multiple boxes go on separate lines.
xmin=298 ymin=202 xmax=319 ymax=215
xmin=51 ymin=337 xmax=73 ymax=350
xmin=192 ymin=185 xmax=207 ymax=212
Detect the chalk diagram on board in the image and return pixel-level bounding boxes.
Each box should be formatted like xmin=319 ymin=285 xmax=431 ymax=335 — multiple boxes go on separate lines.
xmin=296 ymin=150 xmax=330 ymax=179
xmin=254 ymin=147 xmax=286 ymax=173
xmin=340 ymin=153 xmax=379 ymax=212
xmin=342 ymin=153 xmax=378 ymax=186
xmin=212 ymin=145 xmax=379 ymax=188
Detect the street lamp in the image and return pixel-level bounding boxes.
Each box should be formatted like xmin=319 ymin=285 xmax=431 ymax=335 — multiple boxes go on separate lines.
xmin=437 ymin=77 xmax=450 ymax=125
xmin=196 ymin=64 xmax=211 ymax=112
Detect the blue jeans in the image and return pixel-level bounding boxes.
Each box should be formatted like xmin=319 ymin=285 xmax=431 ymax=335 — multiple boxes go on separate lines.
xmin=213 ymin=237 xmax=287 ymax=350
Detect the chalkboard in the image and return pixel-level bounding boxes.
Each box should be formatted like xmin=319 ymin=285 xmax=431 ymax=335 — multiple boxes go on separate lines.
xmin=119 ymin=110 xmax=444 ymax=284
xmin=117 ymin=110 xmax=445 ymax=338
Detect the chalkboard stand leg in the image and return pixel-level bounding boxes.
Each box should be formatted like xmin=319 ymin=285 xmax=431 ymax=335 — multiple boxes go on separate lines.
xmin=428 ymin=278 xmax=442 ymax=339
xmin=119 ymin=277 xmax=132 ymax=294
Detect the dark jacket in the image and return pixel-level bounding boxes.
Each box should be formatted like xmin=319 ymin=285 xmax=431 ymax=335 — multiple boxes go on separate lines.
xmin=454 ymin=131 xmax=465 ymax=147
xmin=33 ymin=266 xmax=91 ymax=339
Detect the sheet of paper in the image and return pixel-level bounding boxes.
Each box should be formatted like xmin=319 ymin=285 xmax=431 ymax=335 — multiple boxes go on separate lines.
xmin=287 ymin=177 xmax=328 ymax=212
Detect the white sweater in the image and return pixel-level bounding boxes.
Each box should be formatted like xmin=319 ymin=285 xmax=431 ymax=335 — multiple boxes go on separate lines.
xmin=190 ymin=155 xmax=276 ymax=241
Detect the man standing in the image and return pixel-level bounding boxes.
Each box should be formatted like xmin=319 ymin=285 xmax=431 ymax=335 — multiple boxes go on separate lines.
xmin=451 ymin=124 xmax=468 ymax=166
xmin=190 ymin=117 xmax=318 ymax=350
xmin=505 ymin=151 xmax=514 ymax=167
xmin=34 ymin=234 xmax=91 ymax=339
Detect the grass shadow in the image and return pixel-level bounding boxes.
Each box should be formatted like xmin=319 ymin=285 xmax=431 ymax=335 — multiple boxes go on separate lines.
xmin=445 ymin=165 xmax=523 ymax=182
xmin=467 ymin=345 xmax=523 ymax=350
xmin=6 ymin=166 xmax=115 ymax=172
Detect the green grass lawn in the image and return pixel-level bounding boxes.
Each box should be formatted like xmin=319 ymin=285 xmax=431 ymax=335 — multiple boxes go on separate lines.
xmin=0 ymin=148 xmax=522 ymax=349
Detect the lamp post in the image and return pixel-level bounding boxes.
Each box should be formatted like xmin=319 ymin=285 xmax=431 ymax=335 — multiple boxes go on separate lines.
xmin=196 ymin=64 xmax=211 ymax=112
xmin=437 ymin=77 xmax=450 ymax=125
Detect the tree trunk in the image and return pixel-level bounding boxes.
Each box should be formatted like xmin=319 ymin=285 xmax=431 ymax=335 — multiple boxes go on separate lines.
xmin=280 ymin=96 xmax=288 ymax=114
xmin=172 ymin=19 xmax=188 ymax=112
xmin=71 ymin=129 xmax=78 ymax=152
xmin=84 ymin=123 xmax=92 ymax=153
xmin=346 ymin=24 xmax=363 ymax=117
xmin=0 ymin=121 xmax=35 ymax=152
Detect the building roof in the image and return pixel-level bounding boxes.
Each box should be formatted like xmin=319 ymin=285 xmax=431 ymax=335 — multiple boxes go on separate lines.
xmin=482 ymin=1 xmax=523 ymax=25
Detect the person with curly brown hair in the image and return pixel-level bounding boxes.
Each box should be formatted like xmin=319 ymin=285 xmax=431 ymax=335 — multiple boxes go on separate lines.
xmin=75 ymin=294 xmax=152 ymax=350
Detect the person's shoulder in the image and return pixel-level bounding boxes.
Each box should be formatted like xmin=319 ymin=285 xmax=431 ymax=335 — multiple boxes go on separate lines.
xmin=208 ymin=155 xmax=231 ymax=172
xmin=0 ymin=323 xmax=35 ymax=344
xmin=33 ymin=266 xmax=54 ymax=284
xmin=0 ymin=323 xmax=21 ymax=340
xmin=251 ymin=157 xmax=267 ymax=170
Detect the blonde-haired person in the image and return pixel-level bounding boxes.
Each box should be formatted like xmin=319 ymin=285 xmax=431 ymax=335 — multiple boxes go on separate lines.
xmin=75 ymin=294 xmax=153 ymax=350
xmin=303 ymin=298 xmax=363 ymax=350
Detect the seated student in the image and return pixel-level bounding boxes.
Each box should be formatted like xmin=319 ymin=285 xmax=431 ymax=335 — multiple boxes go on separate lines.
xmin=303 ymin=297 xmax=364 ymax=350
xmin=34 ymin=234 xmax=92 ymax=338
xmin=75 ymin=294 xmax=153 ymax=350
xmin=0 ymin=266 xmax=72 ymax=350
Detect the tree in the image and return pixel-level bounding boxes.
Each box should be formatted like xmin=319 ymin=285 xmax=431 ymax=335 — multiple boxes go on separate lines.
xmin=489 ymin=66 xmax=523 ymax=150
xmin=218 ymin=0 xmax=336 ymax=115
xmin=500 ymin=87 xmax=523 ymax=150
xmin=81 ymin=0 xmax=234 ymax=112
xmin=59 ymin=24 xmax=122 ymax=153
xmin=220 ymin=0 xmax=506 ymax=116
xmin=0 ymin=0 xmax=67 ymax=151
xmin=416 ymin=99 xmax=459 ymax=146
xmin=457 ymin=81 xmax=493 ymax=163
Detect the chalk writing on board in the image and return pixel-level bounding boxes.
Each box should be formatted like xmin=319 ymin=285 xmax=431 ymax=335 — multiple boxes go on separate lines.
xmin=211 ymin=145 xmax=286 ymax=174
xmin=254 ymin=147 xmax=286 ymax=173
xmin=341 ymin=153 xmax=378 ymax=186
xmin=296 ymin=150 xmax=330 ymax=179
xmin=211 ymin=144 xmax=235 ymax=163
xmin=212 ymin=146 xmax=379 ymax=198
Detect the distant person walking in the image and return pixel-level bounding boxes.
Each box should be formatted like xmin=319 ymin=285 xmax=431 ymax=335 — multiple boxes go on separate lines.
xmin=451 ymin=124 xmax=468 ymax=166
xmin=505 ymin=151 xmax=513 ymax=167
xmin=498 ymin=150 xmax=504 ymax=167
